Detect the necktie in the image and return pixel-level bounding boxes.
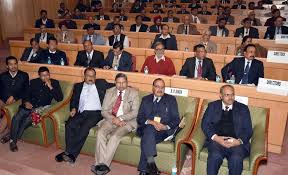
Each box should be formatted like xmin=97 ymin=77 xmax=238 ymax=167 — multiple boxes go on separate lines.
xmin=197 ymin=60 xmax=202 ymax=78
xmin=242 ymin=61 xmax=250 ymax=84
xmin=87 ymin=52 xmax=92 ymax=65
xmin=185 ymin=26 xmax=188 ymax=34
xmin=225 ymin=106 xmax=229 ymax=111
xmin=152 ymin=97 xmax=159 ymax=115
xmin=89 ymin=35 xmax=93 ymax=42
xmin=112 ymin=91 xmax=122 ymax=116
xmin=114 ymin=36 xmax=119 ymax=43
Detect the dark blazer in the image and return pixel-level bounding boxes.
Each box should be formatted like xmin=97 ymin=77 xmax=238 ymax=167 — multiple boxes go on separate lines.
xmin=176 ymin=10 xmax=190 ymax=14
xmin=162 ymin=17 xmax=180 ymax=23
xmin=105 ymin=22 xmax=124 ymax=30
xmin=264 ymin=17 xmax=286 ymax=27
xmin=130 ymin=24 xmax=148 ymax=32
xmin=209 ymin=26 xmax=229 ymax=37
xmin=149 ymin=25 xmax=162 ymax=33
xmin=104 ymin=50 xmax=133 ymax=71
xmin=83 ymin=23 xmax=100 ymax=30
xmin=152 ymin=34 xmax=178 ymax=50
xmin=136 ymin=93 xmax=180 ymax=136
xmin=59 ymin=20 xmax=77 ymax=29
xmin=201 ymin=100 xmax=253 ymax=152
xmin=231 ymin=4 xmax=247 ymax=9
xmin=142 ymin=16 xmax=151 ymax=22
xmin=119 ymin=15 xmax=128 ymax=21
xmin=264 ymin=26 xmax=288 ymax=39
xmin=130 ymin=6 xmax=144 ymax=13
xmin=70 ymin=80 xmax=114 ymax=111
xmin=221 ymin=57 xmax=264 ymax=85
xmin=234 ymin=27 xmax=259 ymax=38
xmin=20 ymin=47 xmax=43 ymax=63
xmin=34 ymin=18 xmax=55 ymax=28
xmin=180 ymin=57 xmax=217 ymax=80
xmin=95 ymin=15 xmax=110 ymax=20
xmin=198 ymin=11 xmax=212 ymax=15
xmin=74 ymin=50 xmax=104 ymax=68
xmin=34 ymin=33 xmax=54 ymax=43
xmin=39 ymin=49 xmax=68 ymax=65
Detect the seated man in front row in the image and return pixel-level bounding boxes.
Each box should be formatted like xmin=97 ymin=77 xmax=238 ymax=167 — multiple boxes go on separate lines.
xmin=91 ymin=73 xmax=140 ymax=175
xmin=137 ymin=78 xmax=180 ymax=175
xmin=180 ymin=44 xmax=217 ymax=81
xmin=9 ymin=66 xmax=63 ymax=152
xmin=55 ymin=67 xmax=113 ymax=163
xmin=221 ymin=44 xmax=264 ymax=86
xmin=201 ymin=84 xmax=252 ymax=175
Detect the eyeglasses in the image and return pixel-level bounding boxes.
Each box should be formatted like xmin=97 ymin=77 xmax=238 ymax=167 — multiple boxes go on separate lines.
xmin=155 ymin=48 xmax=164 ymax=51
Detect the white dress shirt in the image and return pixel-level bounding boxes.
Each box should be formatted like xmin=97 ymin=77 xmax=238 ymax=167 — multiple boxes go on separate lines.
xmin=159 ymin=34 xmax=171 ymax=40
xmin=86 ymin=50 xmax=94 ymax=63
xmin=105 ymin=35 xmax=129 ymax=48
xmin=194 ymin=58 xmax=203 ymax=78
xmin=244 ymin=28 xmax=250 ymax=36
xmin=217 ymin=27 xmax=224 ymax=37
xmin=78 ymin=83 xmax=102 ymax=113
xmin=136 ymin=25 xmax=141 ymax=32
xmin=40 ymin=33 xmax=47 ymax=43
xmin=116 ymin=90 xmax=126 ymax=117
xmin=27 ymin=49 xmax=37 ymax=62
xmin=42 ymin=19 xmax=47 ymax=24
xmin=192 ymin=15 xmax=201 ymax=24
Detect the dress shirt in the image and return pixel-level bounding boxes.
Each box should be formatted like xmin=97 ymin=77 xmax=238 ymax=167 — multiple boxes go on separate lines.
xmin=78 ymin=83 xmax=101 ymax=113
xmin=49 ymin=49 xmax=56 ymax=54
xmin=86 ymin=50 xmax=94 ymax=63
xmin=116 ymin=90 xmax=126 ymax=117
xmin=154 ymin=55 xmax=166 ymax=63
xmin=217 ymin=27 xmax=223 ymax=36
xmin=159 ymin=34 xmax=171 ymax=40
xmin=192 ymin=15 xmax=201 ymax=24
xmin=194 ymin=58 xmax=203 ymax=78
xmin=112 ymin=53 xmax=122 ymax=69
xmin=136 ymin=25 xmax=141 ymax=32
xmin=40 ymin=33 xmax=47 ymax=43
xmin=244 ymin=28 xmax=250 ymax=36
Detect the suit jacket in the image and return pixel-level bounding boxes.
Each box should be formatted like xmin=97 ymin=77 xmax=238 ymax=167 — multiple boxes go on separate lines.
xmin=231 ymin=4 xmax=247 ymax=9
xmin=39 ymin=49 xmax=68 ymax=65
xmin=59 ymin=20 xmax=77 ymax=29
xmin=221 ymin=57 xmax=264 ymax=85
xmin=104 ymin=50 xmax=133 ymax=71
xmin=34 ymin=33 xmax=54 ymax=43
xmin=264 ymin=26 xmax=288 ymax=39
xmin=198 ymin=11 xmax=212 ymax=15
xmin=177 ymin=24 xmax=200 ymax=35
xmin=83 ymin=23 xmax=100 ymax=30
xmin=162 ymin=17 xmax=180 ymax=23
xmin=180 ymin=57 xmax=217 ymax=80
xmin=201 ymin=100 xmax=252 ymax=152
xmin=142 ymin=16 xmax=151 ymax=22
xmin=74 ymin=50 xmax=104 ymax=68
xmin=149 ymin=25 xmax=162 ymax=33
xmin=34 ymin=18 xmax=55 ymax=28
xmin=176 ymin=10 xmax=190 ymax=14
xmin=130 ymin=24 xmax=148 ymax=32
xmin=152 ymin=34 xmax=178 ymax=50
xmin=105 ymin=22 xmax=124 ymax=30
xmin=20 ymin=47 xmax=43 ymax=63
xmin=264 ymin=17 xmax=286 ymax=27
xmin=199 ymin=41 xmax=217 ymax=53
xmin=95 ymin=15 xmax=110 ymax=20
xmin=101 ymin=87 xmax=140 ymax=128
xmin=136 ymin=93 xmax=180 ymax=136
xmin=82 ymin=34 xmax=105 ymax=45
xmin=55 ymin=31 xmax=76 ymax=43
xmin=234 ymin=27 xmax=259 ymax=38
xmin=119 ymin=15 xmax=128 ymax=21
xmin=70 ymin=80 xmax=114 ymax=111
xmin=209 ymin=26 xmax=229 ymax=37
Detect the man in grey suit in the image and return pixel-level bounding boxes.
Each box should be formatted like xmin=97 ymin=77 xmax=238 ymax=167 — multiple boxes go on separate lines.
xmin=162 ymin=10 xmax=180 ymax=23
xmin=209 ymin=17 xmax=229 ymax=37
xmin=177 ymin=15 xmax=200 ymax=35
xmin=199 ymin=30 xmax=217 ymax=54
xmin=82 ymin=24 xmax=105 ymax=45
xmin=91 ymin=73 xmax=139 ymax=175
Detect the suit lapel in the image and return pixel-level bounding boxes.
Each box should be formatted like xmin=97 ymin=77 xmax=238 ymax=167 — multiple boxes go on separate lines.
xmin=190 ymin=57 xmax=196 ymax=77
xmin=238 ymin=58 xmax=245 ymax=81
xmin=122 ymin=88 xmax=131 ymax=113
xmin=202 ymin=58 xmax=208 ymax=77
xmin=248 ymin=59 xmax=256 ymax=82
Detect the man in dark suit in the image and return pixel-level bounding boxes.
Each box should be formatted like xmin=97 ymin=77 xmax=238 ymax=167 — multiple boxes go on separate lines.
xmin=264 ymin=9 xmax=287 ymax=27
xmin=39 ymin=37 xmax=68 ymax=66
xmin=264 ymin=16 xmax=288 ymax=39
xmin=180 ymin=44 xmax=216 ymax=81
xmin=55 ymin=67 xmax=113 ymax=163
xmin=59 ymin=12 xmax=77 ymax=29
xmin=0 ymin=56 xmax=29 ymax=142
xmin=149 ymin=16 xmax=163 ymax=33
xmin=34 ymin=24 xmax=54 ymax=44
xmin=34 ymin=10 xmax=55 ymax=28
xmin=20 ymin=38 xmax=43 ymax=63
xmin=177 ymin=15 xmax=200 ymax=35
xmin=130 ymin=0 xmax=145 ymax=13
xmin=106 ymin=24 xmax=129 ymax=48
xmin=232 ymin=0 xmax=246 ymax=9
xmin=119 ymin=9 xmax=128 ymax=21
xmin=104 ymin=16 xmax=124 ymax=31
xmin=95 ymin=9 xmax=110 ymax=20
xmin=177 ymin=4 xmax=190 ymax=14
xmin=150 ymin=4 xmax=164 ymax=14
xmin=162 ymin=10 xmax=180 ymax=23
xmin=209 ymin=18 xmax=229 ymax=37
xmin=137 ymin=78 xmax=180 ymax=175
xmin=9 ymin=66 xmax=63 ymax=152
xmin=221 ymin=44 xmax=264 ymax=85
xmin=83 ymin=16 xmax=100 ymax=30
xmin=140 ymin=9 xmax=151 ymax=22
xmin=151 ymin=24 xmax=178 ymax=50
xmin=103 ymin=42 xmax=133 ymax=72
xmin=198 ymin=4 xmax=212 ymax=15
xmin=130 ymin=15 xmax=148 ymax=32
xmin=234 ymin=18 xmax=259 ymax=38
xmin=201 ymin=85 xmax=252 ymax=175
xmin=74 ymin=40 xmax=104 ymax=68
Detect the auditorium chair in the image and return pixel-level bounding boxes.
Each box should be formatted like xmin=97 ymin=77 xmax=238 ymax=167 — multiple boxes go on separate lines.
xmin=2 ymin=81 xmax=73 ymax=146
xmin=184 ymin=100 xmax=269 ymax=175
xmin=51 ymin=91 xmax=199 ymax=173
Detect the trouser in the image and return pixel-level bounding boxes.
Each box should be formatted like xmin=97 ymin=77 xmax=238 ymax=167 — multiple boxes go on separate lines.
xmin=95 ymin=120 xmax=133 ymax=166
xmin=65 ymin=110 xmax=102 ymax=158
xmin=0 ymin=99 xmax=8 ymax=138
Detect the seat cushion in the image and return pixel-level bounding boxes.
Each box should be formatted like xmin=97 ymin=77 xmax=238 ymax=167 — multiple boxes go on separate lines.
xmin=199 ymin=148 xmax=250 ymax=170
xmin=132 ymin=136 xmax=175 ymax=153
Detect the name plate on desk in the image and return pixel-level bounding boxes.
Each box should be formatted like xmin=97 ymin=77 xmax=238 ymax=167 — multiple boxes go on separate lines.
xmin=275 ymin=34 xmax=288 ymax=44
xmin=267 ymin=50 xmax=288 ymax=64
xmin=165 ymin=87 xmax=189 ymax=97
xmin=257 ymin=78 xmax=288 ymax=96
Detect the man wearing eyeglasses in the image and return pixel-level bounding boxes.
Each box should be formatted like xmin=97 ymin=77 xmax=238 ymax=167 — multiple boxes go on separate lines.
xmin=137 ymin=78 xmax=180 ymax=175
xmin=0 ymin=56 xmax=29 ymax=143
xmin=141 ymin=42 xmax=176 ymax=76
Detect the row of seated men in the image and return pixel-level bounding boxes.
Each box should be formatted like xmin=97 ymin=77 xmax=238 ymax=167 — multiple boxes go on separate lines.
xmin=0 ymin=55 xmax=254 ymax=175
xmin=21 ymin=36 xmax=264 ymax=86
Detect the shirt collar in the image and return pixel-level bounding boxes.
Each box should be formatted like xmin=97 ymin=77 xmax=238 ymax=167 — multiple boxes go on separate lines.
xmin=9 ymin=71 xmax=18 ymax=78
xmin=49 ymin=49 xmax=57 ymax=54
xmin=159 ymin=34 xmax=171 ymax=39
xmin=222 ymin=101 xmax=233 ymax=111
xmin=117 ymin=89 xmax=126 ymax=96
xmin=154 ymin=55 xmax=165 ymax=62
xmin=153 ymin=95 xmax=161 ymax=102
xmin=87 ymin=50 xmax=94 ymax=56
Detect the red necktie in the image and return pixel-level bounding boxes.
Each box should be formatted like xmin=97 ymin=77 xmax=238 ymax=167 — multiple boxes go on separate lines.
xmin=197 ymin=61 xmax=202 ymax=78
xmin=112 ymin=91 xmax=122 ymax=116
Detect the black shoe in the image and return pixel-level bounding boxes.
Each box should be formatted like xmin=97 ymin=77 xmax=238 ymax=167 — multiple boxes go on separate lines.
xmin=139 ymin=171 xmax=147 ymax=175
xmin=1 ymin=134 xmax=10 ymax=144
xmin=92 ymin=164 xmax=110 ymax=175
xmin=63 ymin=153 xmax=76 ymax=164
xmin=91 ymin=165 xmax=101 ymax=174
xmin=55 ymin=152 xmax=66 ymax=162
xmin=147 ymin=162 xmax=160 ymax=175
xmin=9 ymin=142 xmax=18 ymax=152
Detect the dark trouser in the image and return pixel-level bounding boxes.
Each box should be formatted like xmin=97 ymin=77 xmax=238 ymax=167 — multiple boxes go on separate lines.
xmin=10 ymin=107 xmax=32 ymax=143
xmin=207 ymin=141 xmax=249 ymax=175
xmin=138 ymin=125 xmax=169 ymax=172
xmin=65 ymin=110 xmax=102 ymax=158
